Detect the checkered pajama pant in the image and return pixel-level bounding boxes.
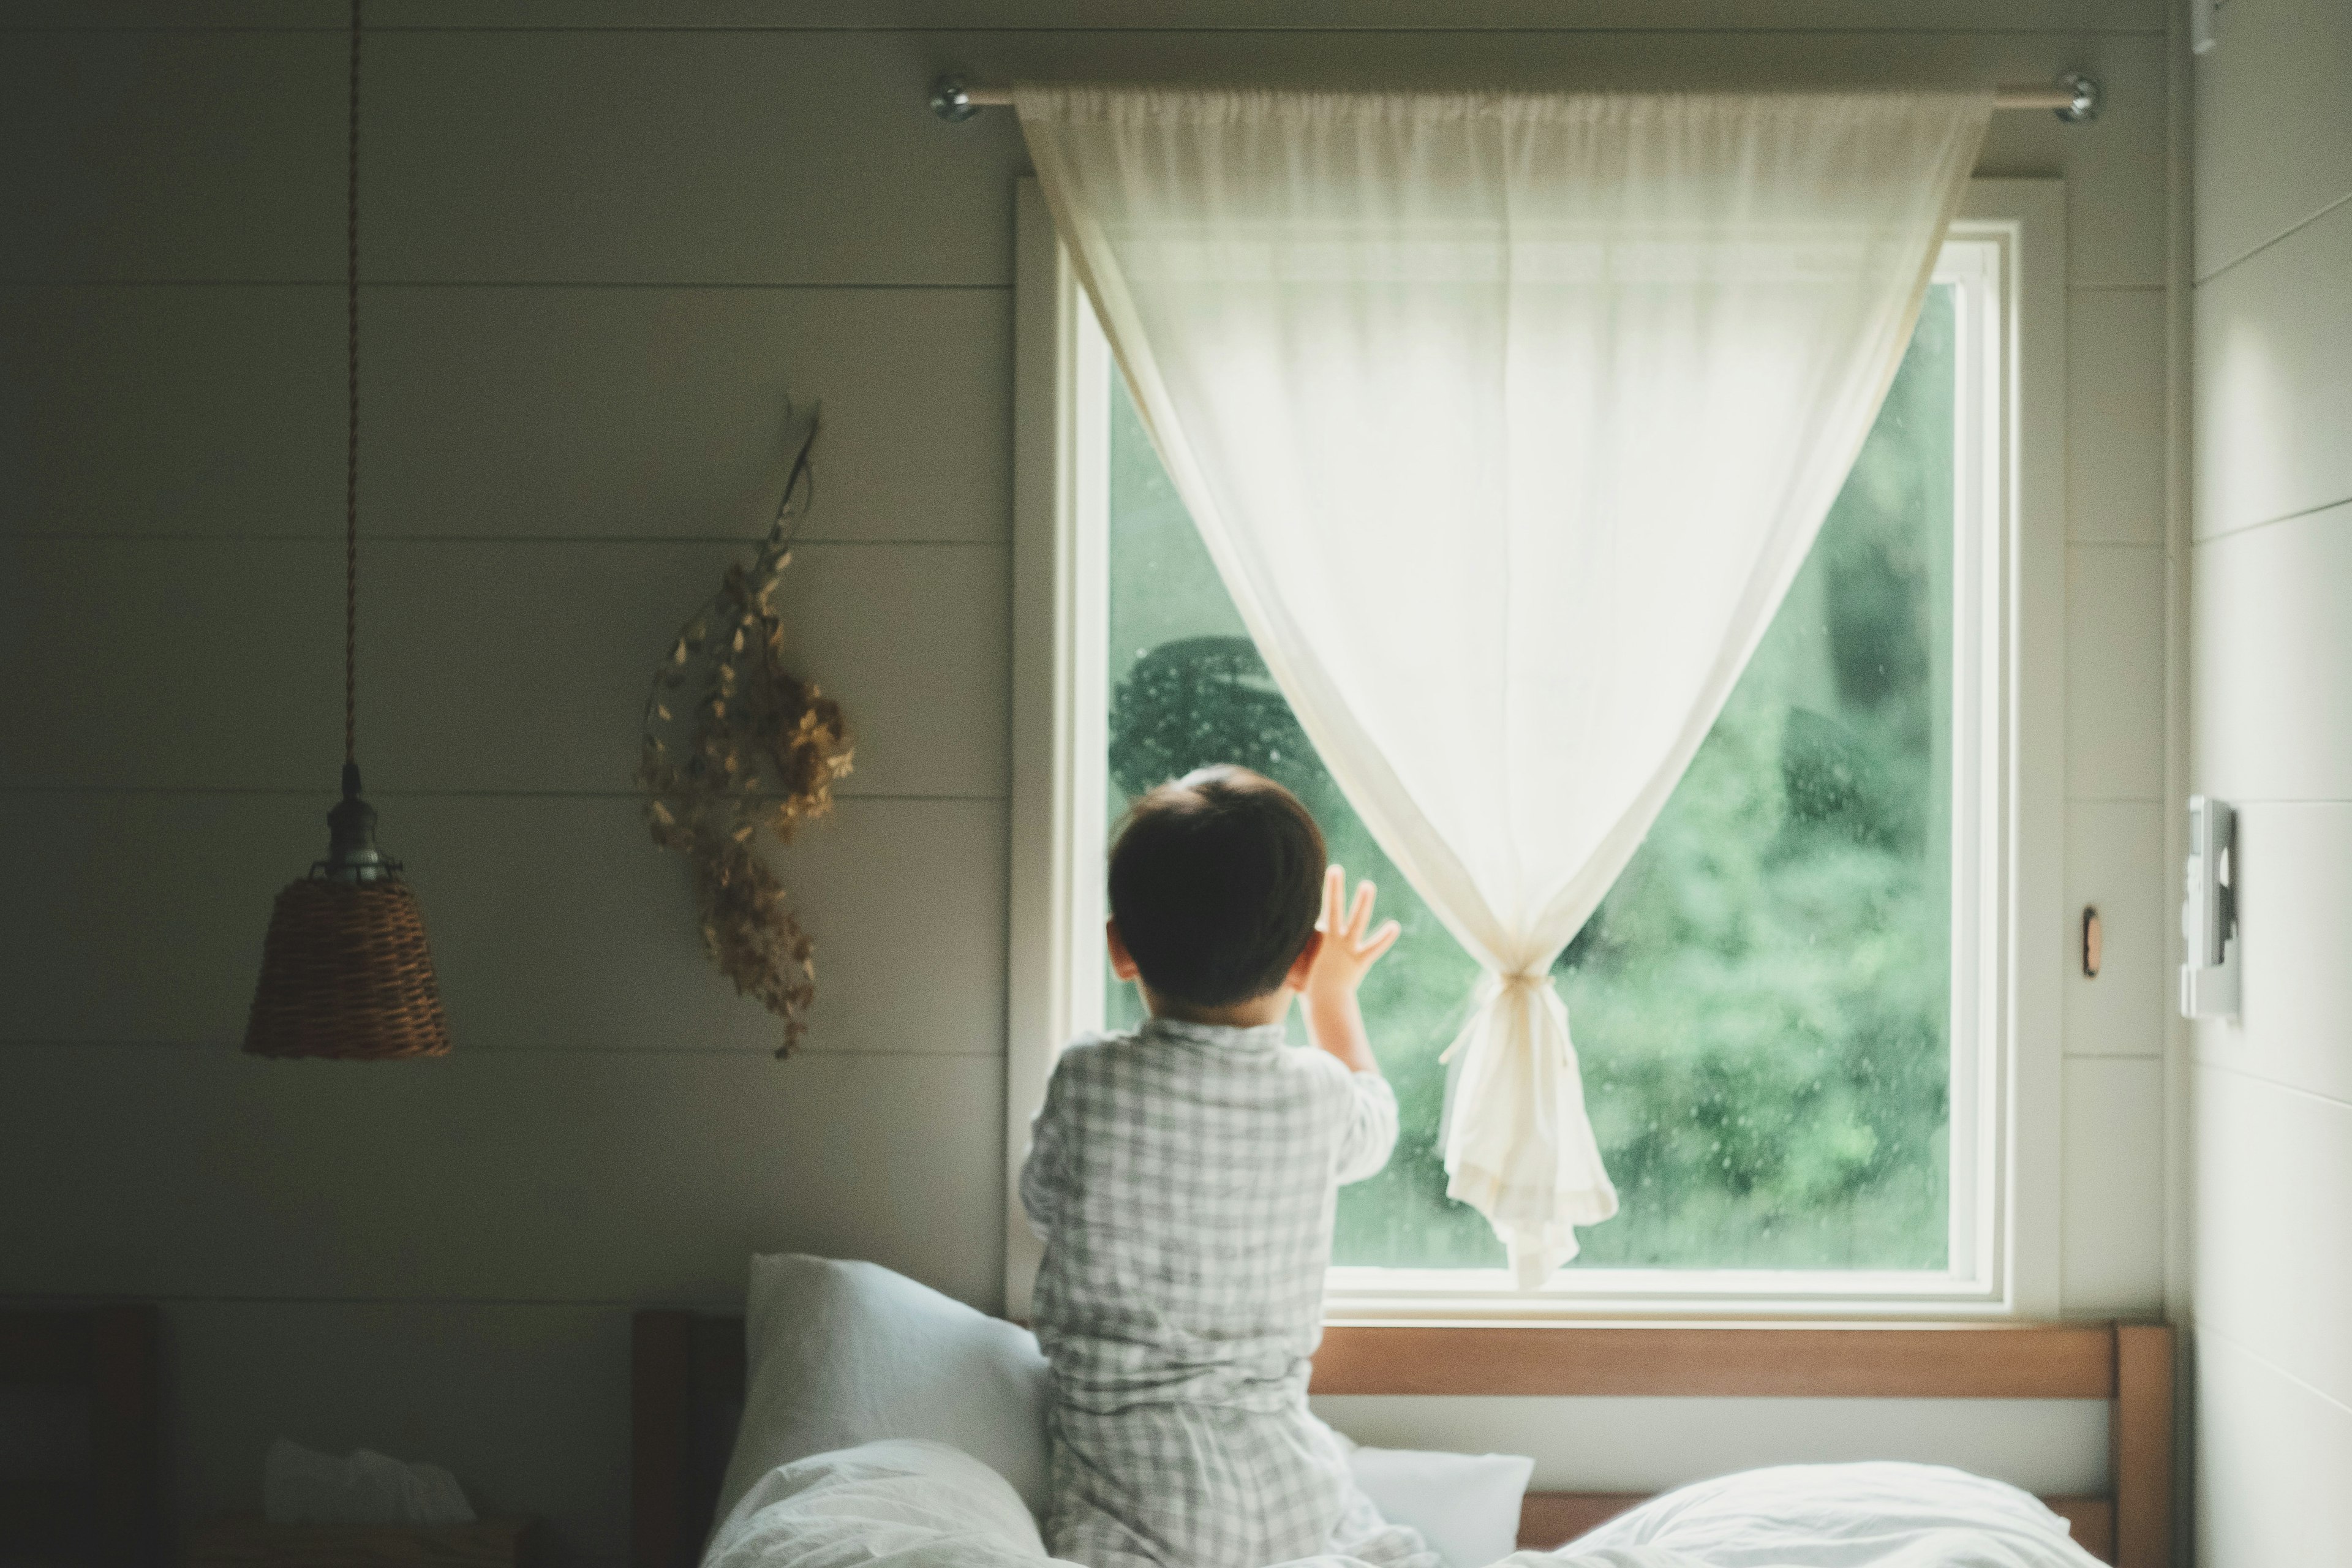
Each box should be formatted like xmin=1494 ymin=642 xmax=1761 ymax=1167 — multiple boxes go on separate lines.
xmin=1048 ymin=1398 xmax=1437 ymax=1568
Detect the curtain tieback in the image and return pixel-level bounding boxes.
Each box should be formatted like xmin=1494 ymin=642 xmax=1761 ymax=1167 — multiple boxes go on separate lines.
xmin=1438 ymin=967 xmax=1559 ymax=1065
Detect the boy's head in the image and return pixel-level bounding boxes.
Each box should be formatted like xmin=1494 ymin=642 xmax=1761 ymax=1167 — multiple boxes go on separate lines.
xmin=1107 ymin=766 xmax=1325 ymax=1009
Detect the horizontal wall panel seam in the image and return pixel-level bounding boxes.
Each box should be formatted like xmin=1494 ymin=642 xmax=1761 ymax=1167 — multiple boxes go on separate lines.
xmin=0 ymin=786 xmax=1009 ymax=802
xmin=2198 ymin=1058 xmax=2352 ymax=1114
xmin=0 ymin=1293 xmax=748 ymax=1310
xmin=0 ymin=24 xmax=2175 ymax=37
xmin=2190 ymin=496 xmax=2352 ymax=549
xmin=8 ymin=787 xmax=2193 ymax=809
xmin=2194 ymin=187 xmax=2352 ymax=288
xmin=0 ymin=279 xmax=1009 ymax=291
xmin=1 ymin=535 xmax=1010 ymax=548
xmin=0 ymin=1039 xmax=1000 ymax=1058
xmin=2196 ymin=1322 xmax=2352 ymax=1419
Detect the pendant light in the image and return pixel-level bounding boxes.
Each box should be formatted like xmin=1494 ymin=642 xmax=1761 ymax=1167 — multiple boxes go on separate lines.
xmin=244 ymin=0 xmax=451 ymax=1060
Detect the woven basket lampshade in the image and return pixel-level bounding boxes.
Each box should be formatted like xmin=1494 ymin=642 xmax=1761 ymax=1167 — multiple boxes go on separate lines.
xmin=243 ymin=0 xmax=450 ymax=1060
xmin=245 ymin=766 xmax=450 ymax=1059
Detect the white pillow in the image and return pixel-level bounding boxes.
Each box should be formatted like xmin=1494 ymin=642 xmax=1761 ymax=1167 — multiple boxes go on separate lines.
xmin=1348 ymin=1444 xmax=1536 ymax=1568
xmin=714 ymin=1256 xmax=1051 ymax=1527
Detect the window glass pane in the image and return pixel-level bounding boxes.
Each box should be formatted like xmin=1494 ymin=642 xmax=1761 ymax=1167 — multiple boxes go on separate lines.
xmin=1102 ymin=285 xmax=1957 ymax=1272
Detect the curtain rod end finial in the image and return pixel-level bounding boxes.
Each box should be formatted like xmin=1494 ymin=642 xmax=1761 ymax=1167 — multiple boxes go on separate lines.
xmin=2053 ymin=71 xmax=2101 ymax=124
xmin=931 ymin=75 xmax=979 ymax=124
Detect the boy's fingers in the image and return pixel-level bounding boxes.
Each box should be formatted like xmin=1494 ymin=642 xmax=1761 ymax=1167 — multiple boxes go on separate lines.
xmin=1320 ymin=865 xmax=1344 ymax=931
xmin=1348 ymin=879 xmax=1376 ymax=938
xmin=1362 ymin=919 xmax=1402 ymax=962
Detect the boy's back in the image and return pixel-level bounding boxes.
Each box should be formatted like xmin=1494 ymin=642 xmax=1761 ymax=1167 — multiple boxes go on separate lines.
xmin=1023 ymin=1018 xmax=1396 ymax=1412
xmin=1017 ymin=766 xmax=1436 ymax=1568
xmin=1022 ymin=1018 xmax=1421 ymax=1568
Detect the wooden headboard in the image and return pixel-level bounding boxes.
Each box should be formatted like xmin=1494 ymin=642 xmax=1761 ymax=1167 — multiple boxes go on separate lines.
xmin=0 ymin=1305 xmax=163 ymax=1568
xmin=631 ymin=1314 xmax=2171 ymax=1568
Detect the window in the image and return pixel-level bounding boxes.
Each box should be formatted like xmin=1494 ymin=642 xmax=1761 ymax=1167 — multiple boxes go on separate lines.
xmin=1007 ymin=179 xmax=2067 ymax=1318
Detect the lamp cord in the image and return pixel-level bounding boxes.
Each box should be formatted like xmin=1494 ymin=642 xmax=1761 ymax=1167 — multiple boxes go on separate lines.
xmin=345 ymin=0 xmax=361 ymax=770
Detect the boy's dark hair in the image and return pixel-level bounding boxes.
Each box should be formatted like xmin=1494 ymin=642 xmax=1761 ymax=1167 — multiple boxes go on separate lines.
xmin=1109 ymin=765 xmax=1326 ymax=1009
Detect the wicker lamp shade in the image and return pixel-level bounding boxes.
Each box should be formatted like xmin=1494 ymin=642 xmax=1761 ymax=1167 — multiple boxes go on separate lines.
xmin=244 ymin=764 xmax=451 ymax=1060
xmin=242 ymin=0 xmax=451 ymax=1060
xmin=246 ymin=881 xmax=450 ymax=1059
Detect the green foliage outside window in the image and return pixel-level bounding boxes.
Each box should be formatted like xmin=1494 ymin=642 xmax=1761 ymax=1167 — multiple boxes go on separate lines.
xmin=1104 ymin=288 xmax=1958 ymax=1272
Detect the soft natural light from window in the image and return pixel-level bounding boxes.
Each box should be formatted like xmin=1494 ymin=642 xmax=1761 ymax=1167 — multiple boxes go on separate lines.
xmin=1082 ymin=238 xmax=2011 ymax=1303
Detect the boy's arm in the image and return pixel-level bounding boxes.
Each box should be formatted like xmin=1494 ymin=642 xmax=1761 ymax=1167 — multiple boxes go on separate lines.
xmin=1303 ymin=868 xmax=1405 ymax=1182
xmin=1333 ymin=1071 xmax=1400 ymax=1185
xmin=1305 ymin=987 xmax=1379 ymax=1077
xmin=1017 ymin=1065 xmax=1069 ymax=1240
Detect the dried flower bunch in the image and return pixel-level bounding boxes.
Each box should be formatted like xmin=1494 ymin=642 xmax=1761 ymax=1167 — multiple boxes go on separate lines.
xmin=638 ymin=407 xmax=853 ymax=1055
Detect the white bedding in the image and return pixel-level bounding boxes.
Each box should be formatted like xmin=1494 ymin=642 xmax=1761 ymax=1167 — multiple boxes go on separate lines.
xmin=703 ymin=1441 xmax=2106 ymax=1568
xmin=705 ymin=1440 xmax=1055 ymax=1568
xmin=1559 ymin=1464 xmax=2107 ymax=1568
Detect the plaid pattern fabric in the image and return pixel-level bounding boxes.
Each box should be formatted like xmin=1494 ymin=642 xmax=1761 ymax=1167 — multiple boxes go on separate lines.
xmin=1021 ymin=1019 xmax=1436 ymax=1568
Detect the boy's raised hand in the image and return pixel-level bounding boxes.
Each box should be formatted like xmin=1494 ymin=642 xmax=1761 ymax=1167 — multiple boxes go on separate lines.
xmin=1305 ymin=865 xmax=1402 ymax=1005
xmin=1300 ymin=867 xmax=1398 ymax=1076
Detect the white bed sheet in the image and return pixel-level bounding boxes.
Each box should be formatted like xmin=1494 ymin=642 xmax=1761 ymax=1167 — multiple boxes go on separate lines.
xmin=1559 ymin=1464 xmax=2107 ymax=1568
xmin=701 ymin=1440 xmax=2107 ymax=1568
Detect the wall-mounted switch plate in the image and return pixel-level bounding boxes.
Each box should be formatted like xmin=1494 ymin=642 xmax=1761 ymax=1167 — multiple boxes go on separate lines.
xmin=2191 ymin=0 xmax=2222 ymax=54
xmin=2180 ymin=796 xmax=2239 ymax=1018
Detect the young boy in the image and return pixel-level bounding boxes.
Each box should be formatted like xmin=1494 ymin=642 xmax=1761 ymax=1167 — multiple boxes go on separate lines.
xmin=1020 ymin=766 xmax=1439 ymax=1568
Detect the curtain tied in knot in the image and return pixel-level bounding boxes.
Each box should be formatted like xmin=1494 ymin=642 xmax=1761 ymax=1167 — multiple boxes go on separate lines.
xmin=1440 ymin=963 xmax=1616 ymax=1285
xmin=1439 ymin=967 xmax=1557 ymax=1060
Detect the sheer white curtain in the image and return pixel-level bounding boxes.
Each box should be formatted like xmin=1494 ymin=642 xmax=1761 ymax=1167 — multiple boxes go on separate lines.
xmin=1022 ymin=88 xmax=1989 ymax=1285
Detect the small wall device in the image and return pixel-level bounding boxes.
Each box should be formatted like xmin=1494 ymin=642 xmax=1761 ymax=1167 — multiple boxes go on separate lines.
xmin=2190 ymin=0 xmax=2223 ymax=55
xmin=2179 ymin=795 xmax=2240 ymax=1019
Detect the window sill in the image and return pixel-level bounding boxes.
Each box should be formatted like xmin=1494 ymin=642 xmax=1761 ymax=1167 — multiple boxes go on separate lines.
xmin=1324 ymin=1267 xmax=2013 ymax=1324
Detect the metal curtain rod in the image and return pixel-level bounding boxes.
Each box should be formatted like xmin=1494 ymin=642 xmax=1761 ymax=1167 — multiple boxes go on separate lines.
xmin=932 ymin=70 xmax=2101 ymax=124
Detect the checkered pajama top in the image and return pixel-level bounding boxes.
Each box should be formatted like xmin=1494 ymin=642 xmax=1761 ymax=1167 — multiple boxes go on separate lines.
xmin=1020 ymin=1017 xmax=1438 ymax=1568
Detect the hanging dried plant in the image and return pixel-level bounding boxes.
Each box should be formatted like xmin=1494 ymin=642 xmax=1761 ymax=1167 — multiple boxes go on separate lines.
xmin=638 ymin=405 xmax=854 ymax=1056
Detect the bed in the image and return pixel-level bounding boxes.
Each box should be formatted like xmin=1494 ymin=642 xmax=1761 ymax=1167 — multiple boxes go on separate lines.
xmin=0 ymin=1305 xmax=163 ymax=1568
xmin=630 ymin=1314 xmax=2172 ymax=1568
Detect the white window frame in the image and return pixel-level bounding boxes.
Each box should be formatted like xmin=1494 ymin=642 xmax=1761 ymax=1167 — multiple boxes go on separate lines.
xmin=1006 ymin=176 xmax=2066 ymax=1322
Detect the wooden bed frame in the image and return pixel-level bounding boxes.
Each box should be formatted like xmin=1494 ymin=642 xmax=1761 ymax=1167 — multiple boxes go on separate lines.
xmin=0 ymin=1305 xmax=163 ymax=1568
xmin=631 ymin=1315 xmax=2171 ymax=1568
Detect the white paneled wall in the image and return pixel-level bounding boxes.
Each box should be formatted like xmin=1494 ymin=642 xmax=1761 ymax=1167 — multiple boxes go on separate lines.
xmin=2051 ymin=15 xmax=2176 ymax=1348
xmin=2193 ymin=205 xmax=2352 ymax=541
xmin=0 ymin=5 xmax=2174 ymax=1561
xmin=2062 ymin=1057 xmax=2168 ymax=1313
xmin=2190 ymin=0 xmax=2352 ymax=1559
xmin=2188 ymin=0 xmax=2352 ymax=285
xmin=2192 ymin=1332 xmax=2352 ymax=1566
xmin=2190 ymin=504 xmax=2352 ymax=801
